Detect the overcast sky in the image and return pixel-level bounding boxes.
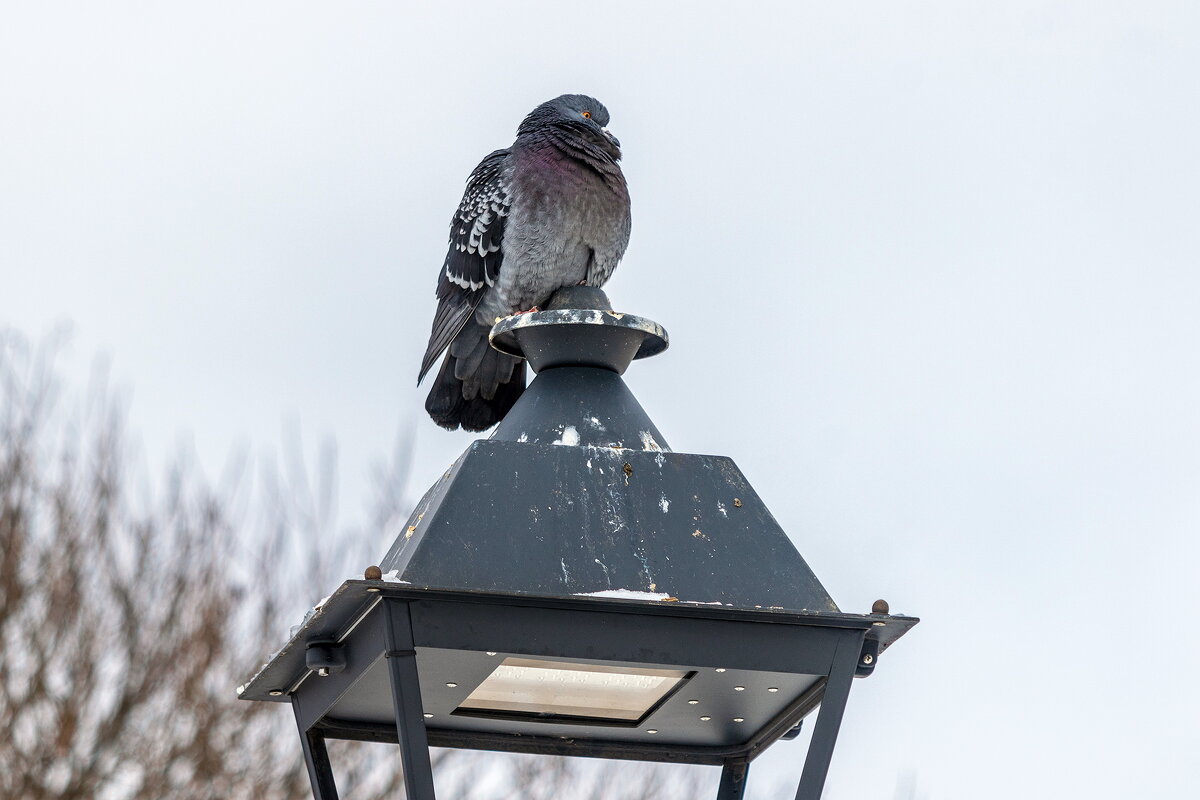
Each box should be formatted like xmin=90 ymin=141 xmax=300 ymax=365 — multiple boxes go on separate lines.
xmin=3 ymin=2 xmax=1198 ymax=798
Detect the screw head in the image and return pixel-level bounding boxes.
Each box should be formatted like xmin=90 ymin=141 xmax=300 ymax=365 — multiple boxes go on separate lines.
xmin=700 ymin=715 xmax=711 ymax=721
xmin=734 ymin=686 xmax=745 ymax=691
xmin=269 ymin=690 xmax=283 ymax=697
xmin=687 ymin=699 xmax=700 ymax=705
xmin=366 ymin=587 xmax=381 ymax=593
xmin=423 ymin=713 xmax=433 ymax=719
xmin=715 ymin=668 xmax=726 ymax=673
xmin=862 ymin=653 xmax=874 ymax=665
xmin=767 ymin=687 xmax=779 ymax=693
xmin=733 ymin=717 xmax=745 ymax=723
xmin=646 ymin=729 xmax=658 ymax=734
xmin=446 ymin=682 xmax=458 ymax=688
xmin=486 ymin=652 xmax=498 ymax=656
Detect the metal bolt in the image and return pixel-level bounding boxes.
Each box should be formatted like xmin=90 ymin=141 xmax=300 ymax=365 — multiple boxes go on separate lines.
xmin=687 ymin=699 xmax=700 ymax=705
xmin=366 ymin=587 xmax=381 ymax=593
xmin=767 ymin=687 xmax=779 ymax=693
xmin=446 ymin=682 xmax=458 ymax=688
xmin=700 ymin=715 xmax=711 ymax=721
xmin=423 ymin=713 xmax=433 ymax=719
xmin=862 ymin=653 xmax=874 ymax=665
xmin=715 ymin=668 xmax=726 ymax=673
xmin=733 ymin=717 xmax=745 ymax=723
xmin=269 ymin=690 xmax=283 ymax=696
xmin=734 ymin=686 xmax=745 ymax=691
xmin=646 ymin=729 xmax=658 ymax=734
xmin=486 ymin=652 xmax=498 ymax=656
xmin=732 ymin=497 xmax=742 ymax=507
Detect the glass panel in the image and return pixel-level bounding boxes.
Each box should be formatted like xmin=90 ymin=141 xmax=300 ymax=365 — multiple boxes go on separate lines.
xmin=457 ymin=657 xmax=687 ymax=722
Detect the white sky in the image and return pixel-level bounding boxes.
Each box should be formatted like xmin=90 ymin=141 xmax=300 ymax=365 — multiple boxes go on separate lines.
xmin=3 ymin=2 xmax=1198 ymax=797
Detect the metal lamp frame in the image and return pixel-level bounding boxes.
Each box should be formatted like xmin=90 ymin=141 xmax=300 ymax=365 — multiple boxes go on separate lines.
xmin=242 ymin=583 xmax=914 ymax=800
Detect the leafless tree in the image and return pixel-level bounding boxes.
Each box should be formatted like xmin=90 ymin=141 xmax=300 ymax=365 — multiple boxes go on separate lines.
xmin=0 ymin=332 xmax=708 ymax=800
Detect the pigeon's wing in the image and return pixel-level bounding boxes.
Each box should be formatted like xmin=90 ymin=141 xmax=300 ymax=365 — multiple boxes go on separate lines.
xmin=418 ymin=149 xmax=511 ymax=383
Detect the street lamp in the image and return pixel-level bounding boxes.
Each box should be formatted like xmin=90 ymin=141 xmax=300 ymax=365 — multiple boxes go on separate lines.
xmin=239 ymin=287 xmax=917 ymax=800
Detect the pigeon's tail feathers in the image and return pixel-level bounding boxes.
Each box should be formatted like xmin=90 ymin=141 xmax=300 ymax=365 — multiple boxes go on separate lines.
xmin=418 ymin=293 xmax=478 ymax=385
xmin=425 ymin=323 xmax=526 ymax=432
xmin=458 ymin=360 xmax=526 ymax=431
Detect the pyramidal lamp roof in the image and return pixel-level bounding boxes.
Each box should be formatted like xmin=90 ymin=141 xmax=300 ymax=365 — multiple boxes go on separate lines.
xmin=381 ymin=286 xmax=837 ymax=612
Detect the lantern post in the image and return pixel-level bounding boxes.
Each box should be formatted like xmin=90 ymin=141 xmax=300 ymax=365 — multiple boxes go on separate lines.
xmin=240 ymin=287 xmax=917 ymax=800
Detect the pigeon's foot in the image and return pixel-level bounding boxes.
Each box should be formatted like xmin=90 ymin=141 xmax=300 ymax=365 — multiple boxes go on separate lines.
xmin=513 ymin=306 xmax=540 ymax=315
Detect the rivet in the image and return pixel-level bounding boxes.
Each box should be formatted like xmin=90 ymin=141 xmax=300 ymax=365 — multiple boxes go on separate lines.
xmin=366 ymin=587 xmax=381 ymax=593
xmin=646 ymin=729 xmax=658 ymax=734
xmin=486 ymin=652 xmax=498 ymax=656
xmin=862 ymin=654 xmax=874 ymax=665
xmin=700 ymin=715 xmax=711 ymax=721
xmin=423 ymin=713 xmax=433 ymax=719
xmin=687 ymin=699 xmax=700 ymax=705
xmin=767 ymin=687 xmax=779 ymax=693
xmin=734 ymin=686 xmax=745 ymax=691
xmin=733 ymin=717 xmax=745 ymax=723
xmin=715 ymin=668 xmax=726 ymax=673
xmin=269 ymin=690 xmax=283 ymax=696
xmin=446 ymin=682 xmax=458 ymax=688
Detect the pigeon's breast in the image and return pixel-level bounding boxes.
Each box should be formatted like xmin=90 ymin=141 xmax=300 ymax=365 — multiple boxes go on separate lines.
xmin=478 ymin=156 xmax=621 ymax=321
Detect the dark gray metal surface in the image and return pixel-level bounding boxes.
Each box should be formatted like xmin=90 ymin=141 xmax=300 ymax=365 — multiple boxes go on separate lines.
xmin=241 ymin=582 xmax=918 ymax=706
xmin=490 ymin=367 xmax=671 ymax=449
xmin=717 ymin=762 xmax=750 ymax=800
xmin=489 ymin=286 xmax=668 ymax=375
xmin=382 ymin=286 xmax=843 ymax=612
xmin=327 ymin=648 xmax=821 ymax=749
xmin=794 ymin=635 xmax=862 ymax=800
xmin=380 ymin=442 xmax=838 ymax=612
xmin=251 ymin=583 xmax=915 ymax=798
xmin=294 ymin=699 xmax=339 ymax=800
xmin=264 ymin=590 xmax=888 ymax=769
xmin=384 ymin=600 xmax=437 ymax=800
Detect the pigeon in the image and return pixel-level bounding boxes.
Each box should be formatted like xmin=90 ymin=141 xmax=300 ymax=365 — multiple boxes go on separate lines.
xmin=418 ymin=94 xmax=631 ymax=431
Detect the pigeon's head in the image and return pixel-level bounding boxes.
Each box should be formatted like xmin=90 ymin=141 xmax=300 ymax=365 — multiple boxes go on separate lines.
xmin=519 ymin=94 xmax=621 ymax=158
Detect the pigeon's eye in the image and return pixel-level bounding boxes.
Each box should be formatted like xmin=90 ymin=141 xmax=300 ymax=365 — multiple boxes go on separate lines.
xmin=581 ymin=111 xmax=592 ymax=119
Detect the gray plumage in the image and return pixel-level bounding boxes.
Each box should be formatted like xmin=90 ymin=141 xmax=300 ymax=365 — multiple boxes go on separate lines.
xmin=419 ymin=94 xmax=631 ymax=431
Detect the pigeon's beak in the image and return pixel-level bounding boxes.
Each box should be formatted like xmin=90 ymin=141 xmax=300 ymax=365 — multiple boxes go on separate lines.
xmin=602 ymin=127 xmax=621 ymax=149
